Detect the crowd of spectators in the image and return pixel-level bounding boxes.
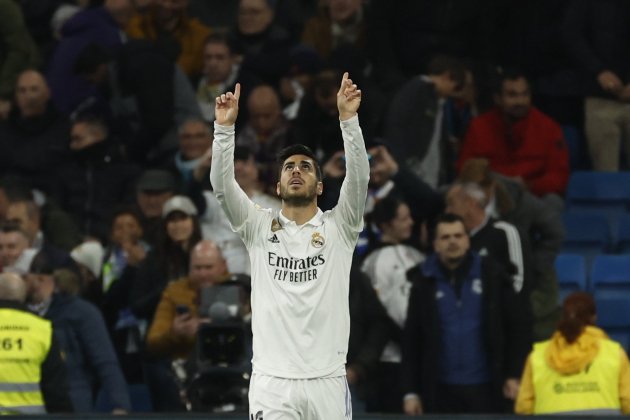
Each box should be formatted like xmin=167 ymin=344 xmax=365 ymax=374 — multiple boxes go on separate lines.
xmin=0 ymin=0 xmax=628 ymax=415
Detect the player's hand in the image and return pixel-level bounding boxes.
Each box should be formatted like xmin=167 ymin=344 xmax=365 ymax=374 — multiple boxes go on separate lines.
xmin=215 ymin=83 xmax=241 ymax=126
xmin=403 ymin=396 xmax=423 ymax=416
xmin=337 ymin=72 xmax=361 ymax=121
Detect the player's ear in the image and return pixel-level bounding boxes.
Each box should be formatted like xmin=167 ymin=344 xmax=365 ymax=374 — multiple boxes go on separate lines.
xmin=276 ymin=182 xmax=281 ymax=197
xmin=317 ymin=181 xmax=323 ymax=196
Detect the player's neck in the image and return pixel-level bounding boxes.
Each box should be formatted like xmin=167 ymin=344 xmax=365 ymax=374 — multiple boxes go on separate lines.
xmin=281 ymin=202 xmax=318 ymax=226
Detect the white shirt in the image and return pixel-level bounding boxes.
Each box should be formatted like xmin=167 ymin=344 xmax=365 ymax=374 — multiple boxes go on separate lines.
xmin=210 ymin=116 xmax=369 ymax=379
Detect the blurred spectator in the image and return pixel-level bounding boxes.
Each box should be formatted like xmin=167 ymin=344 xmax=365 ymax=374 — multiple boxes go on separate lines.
xmin=228 ymin=0 xmax=295 ymax=87
xmin=47 ymin=0 xmax=134 ymax=114
xmin=384 ymin=55 xmax=467 ymax=188
xmin=347 ymin=266 xmax=390 ymax=413
xmin=402 ymin=214 xmax=530 ymax=415
xmin=237 ymin=85 xmax=290 ymax=186
xmin=445 ymin=182 xmax=531 ymax=297
xmin=516 ymin=292 xmax=630 ymax=415
xmin=562 ymin=0 xmax=630 ymax=171
xmin=6 ymin=199 xmax=76 ymax=271
xmin=195 ymin=33 xmax=262 ymax=124
xmin=360 ymin=196 xmax=425 ymax=413
xmin=0 ymin=175 xmax=82 ymax=252
xmin=24 ymin=251 xmax=130 ymax=414
xmin=457 ymin=70 xmax=569 ymax=200
xmin=233 ymin=145 xmax=280 ymax=208
xmin=278 ymin=46 xmax=322 ymax=120
xmin=135 ymin=169 xmax=177 ymax=247
xmin=146 ymin=240 xmax=229 ymax=359
xmin=0 ymin=223 xmax=34 ymax=273
xmin=0 ymin=0 xmax=40 ymax=119
xmin=301 ymin=0 xmax=367 ymax=61
xmin=458 ymin=158 xmax=564 ymax=340
xmin=0 ymin=70 xmax=71 ymax=194
xmin=54 ymin=114 xmax=140 ymax=242
xmin=74 ymin=40 xmax=201 ymax=164
xmin=68 ymin=240 xmax=106 ymax=303
xmin=126 ymin=0 xmax=211 ymax=78
xmin=129 ymin=195 xmax=202 ymax=323
xmin=0 ymin=272 xmax=73 ymax=414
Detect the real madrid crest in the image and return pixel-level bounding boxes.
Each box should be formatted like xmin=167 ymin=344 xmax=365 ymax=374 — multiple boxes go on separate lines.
xmin=311 ymin=232 xmax=325 ymax=248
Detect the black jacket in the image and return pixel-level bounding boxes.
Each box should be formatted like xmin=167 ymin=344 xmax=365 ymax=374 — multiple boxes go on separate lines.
xmin=401 ymin=253 xmax=531 ymax=413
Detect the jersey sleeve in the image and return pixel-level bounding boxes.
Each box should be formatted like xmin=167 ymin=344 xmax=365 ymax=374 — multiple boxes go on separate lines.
xmin=210 ymin=123 xmax=269 ymax=246
xmin=330 ymin=115 xmax=370 ymax=248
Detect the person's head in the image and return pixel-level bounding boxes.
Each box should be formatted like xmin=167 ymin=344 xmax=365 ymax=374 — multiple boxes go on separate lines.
xmin=202 ymin=34 xmax=236 ymax=84
xmin=74 ymin=43 xmax=112 ymax=85
xmin=0 ymin=175 xmax=33 ymax=220
xmin=69 ymin=115 xmax=108 ymax=151
xmin=24 ymin=251 xmax=55 ymax=304
xmin=433 ymin=213 xmax=470 ymax=268
xmin=426 ymin=55 xmax=467 ymax=98
xmin=328 ymin=0 xmax=363 ymax=23
xmin=178 ymin=118 xmax=212 ymax=161
xmin=0 ymin=224 xmax=30 ymax=267
xmin=276 ymin=144 xmax=323 ymax=207
xmin=247 ymin=85 xmax=282 ymax=137
xmin=445 ymin=182 xmax=487 ymax=231
xmin=557 ymin=292 xmax=597 ymax=344
xmin=104 ymin=0 xmax=135 ymax=27
xmin=371 ymin=197 xmax=414 ymax=244
xmin=15 ymin=69 xmax=50 ymax=118
xmin=110 ymin=207 xmax=144 ymax=245
xmin=136 ymin=170 xmax=176 ymax=218
xmin=313 ymin=69 xmax=341 ymax=116
xmin=234 ymin=146 xmax=259 ymax=190
xmin=188 ymin=240 xmax=228 ymax=289
xmin=162 ymin=195 xmax=198 ymax=246
xmin=0 ymin=272 xmax=27 ymax=303
xmin=495 ymin=69 xmax=531 ymax=121
xmin=5 ymin=200 xmax=40 ymax=245
xmin=238 ymin=0 xmax=274 ymax=35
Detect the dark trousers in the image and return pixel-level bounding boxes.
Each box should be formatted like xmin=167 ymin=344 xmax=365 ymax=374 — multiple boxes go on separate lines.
xmin=435 ymin=382 xmax=497 ymax=414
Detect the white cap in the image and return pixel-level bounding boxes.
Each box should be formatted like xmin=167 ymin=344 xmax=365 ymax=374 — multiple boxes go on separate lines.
xmin=162 ymin=195 xmax=197 ymax=218
xmin=70 ymin=241 xmax=105 ymax=278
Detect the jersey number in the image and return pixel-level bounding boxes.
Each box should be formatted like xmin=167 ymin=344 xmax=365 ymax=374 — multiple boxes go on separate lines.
xmin=1 ymin=338 xmax=23 ymax=351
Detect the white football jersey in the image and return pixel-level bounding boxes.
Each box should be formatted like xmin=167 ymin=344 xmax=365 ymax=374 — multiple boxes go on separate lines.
xmin=210 ymin=117 xmax=369 ymax=379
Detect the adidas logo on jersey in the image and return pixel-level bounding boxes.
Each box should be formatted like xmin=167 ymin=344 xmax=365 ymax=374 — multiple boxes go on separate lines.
xmin=268 ymin=234 xmax=280 ymax=243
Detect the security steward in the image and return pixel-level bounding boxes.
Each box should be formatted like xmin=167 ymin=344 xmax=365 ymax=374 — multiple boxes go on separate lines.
xmin=0 ymin=272 xmax=72 ymax=414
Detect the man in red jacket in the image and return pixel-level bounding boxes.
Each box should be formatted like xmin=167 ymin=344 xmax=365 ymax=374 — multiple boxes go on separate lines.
xmin=457 ymin=70 xmax=569 ymax=199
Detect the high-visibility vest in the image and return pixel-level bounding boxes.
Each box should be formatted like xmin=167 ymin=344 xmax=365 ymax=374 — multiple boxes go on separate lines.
xmin=531 ymin=338 xmax=622 ymax=415
xmin=0 ymin=308 xmax=51 ymax=415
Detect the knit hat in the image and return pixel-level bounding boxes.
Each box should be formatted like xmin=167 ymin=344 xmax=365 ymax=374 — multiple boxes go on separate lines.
xmin=70 ymin=241 xmax=105 ymax=278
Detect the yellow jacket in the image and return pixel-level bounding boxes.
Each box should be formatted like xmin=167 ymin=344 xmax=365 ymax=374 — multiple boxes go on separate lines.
xmin=0 ymin=308 xmax=51 ymax=414
xmin=516 ymin=326 xmax=630 ymax=415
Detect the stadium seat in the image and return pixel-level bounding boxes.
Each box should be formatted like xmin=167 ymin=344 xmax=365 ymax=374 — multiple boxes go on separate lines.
xmin=561 ymin=211 xmax=611 ymax=265
xmin=590 ymin=254 xmax=630 ymax=299
xmin=555 ymin=253 xmax=587 ymax=303
xmin=615 ymin=213 xmax=630 ymax=253
xmin=595 ymin=297 xmax=630 ymax=352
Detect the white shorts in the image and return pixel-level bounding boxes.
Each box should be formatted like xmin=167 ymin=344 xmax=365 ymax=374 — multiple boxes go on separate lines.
xmin=248 ymin=373 xmax=352 ymax=420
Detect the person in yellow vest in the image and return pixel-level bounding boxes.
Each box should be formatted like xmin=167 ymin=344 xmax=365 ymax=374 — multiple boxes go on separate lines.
xmin=515 ymin=291 xmax=630 ymax=415
xmin=0 ymin=272 xmax=72 ymax=414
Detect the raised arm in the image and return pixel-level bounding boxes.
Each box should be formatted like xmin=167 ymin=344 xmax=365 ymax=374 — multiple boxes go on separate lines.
xmin=210 ymin=84 xmax=259 ymax=234
xmin=333 ymin=73 xmax=370 ymax=240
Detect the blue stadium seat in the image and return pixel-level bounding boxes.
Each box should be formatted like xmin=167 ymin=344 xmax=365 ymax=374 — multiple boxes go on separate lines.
xmin=615 ymin=213 xmax=630 ymax=253
xmin=595 ymin=297 xmax=630 ymax=352
xmin=561 ymin=211 xmax=611 ymax=265
xmin=565 ymin=172 xmax=630 ymax=233
xmin=590 ymin=255 xmax=630 ymax=299
xmin=555 ymin=253 xmax=588 ymax=303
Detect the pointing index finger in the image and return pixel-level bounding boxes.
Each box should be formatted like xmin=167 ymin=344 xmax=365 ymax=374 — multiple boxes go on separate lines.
xmin=338 ymin=72 xmax=349 ymax=96
xmin=234 ymin=83 xmax=241 ymax=101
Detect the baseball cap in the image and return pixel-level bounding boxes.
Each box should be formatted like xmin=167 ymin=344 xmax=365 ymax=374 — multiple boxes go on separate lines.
xmin=162 ymin=195 xmax=197 ymax=218
xmin=136 ymin=170 xmax=177 ymax=192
